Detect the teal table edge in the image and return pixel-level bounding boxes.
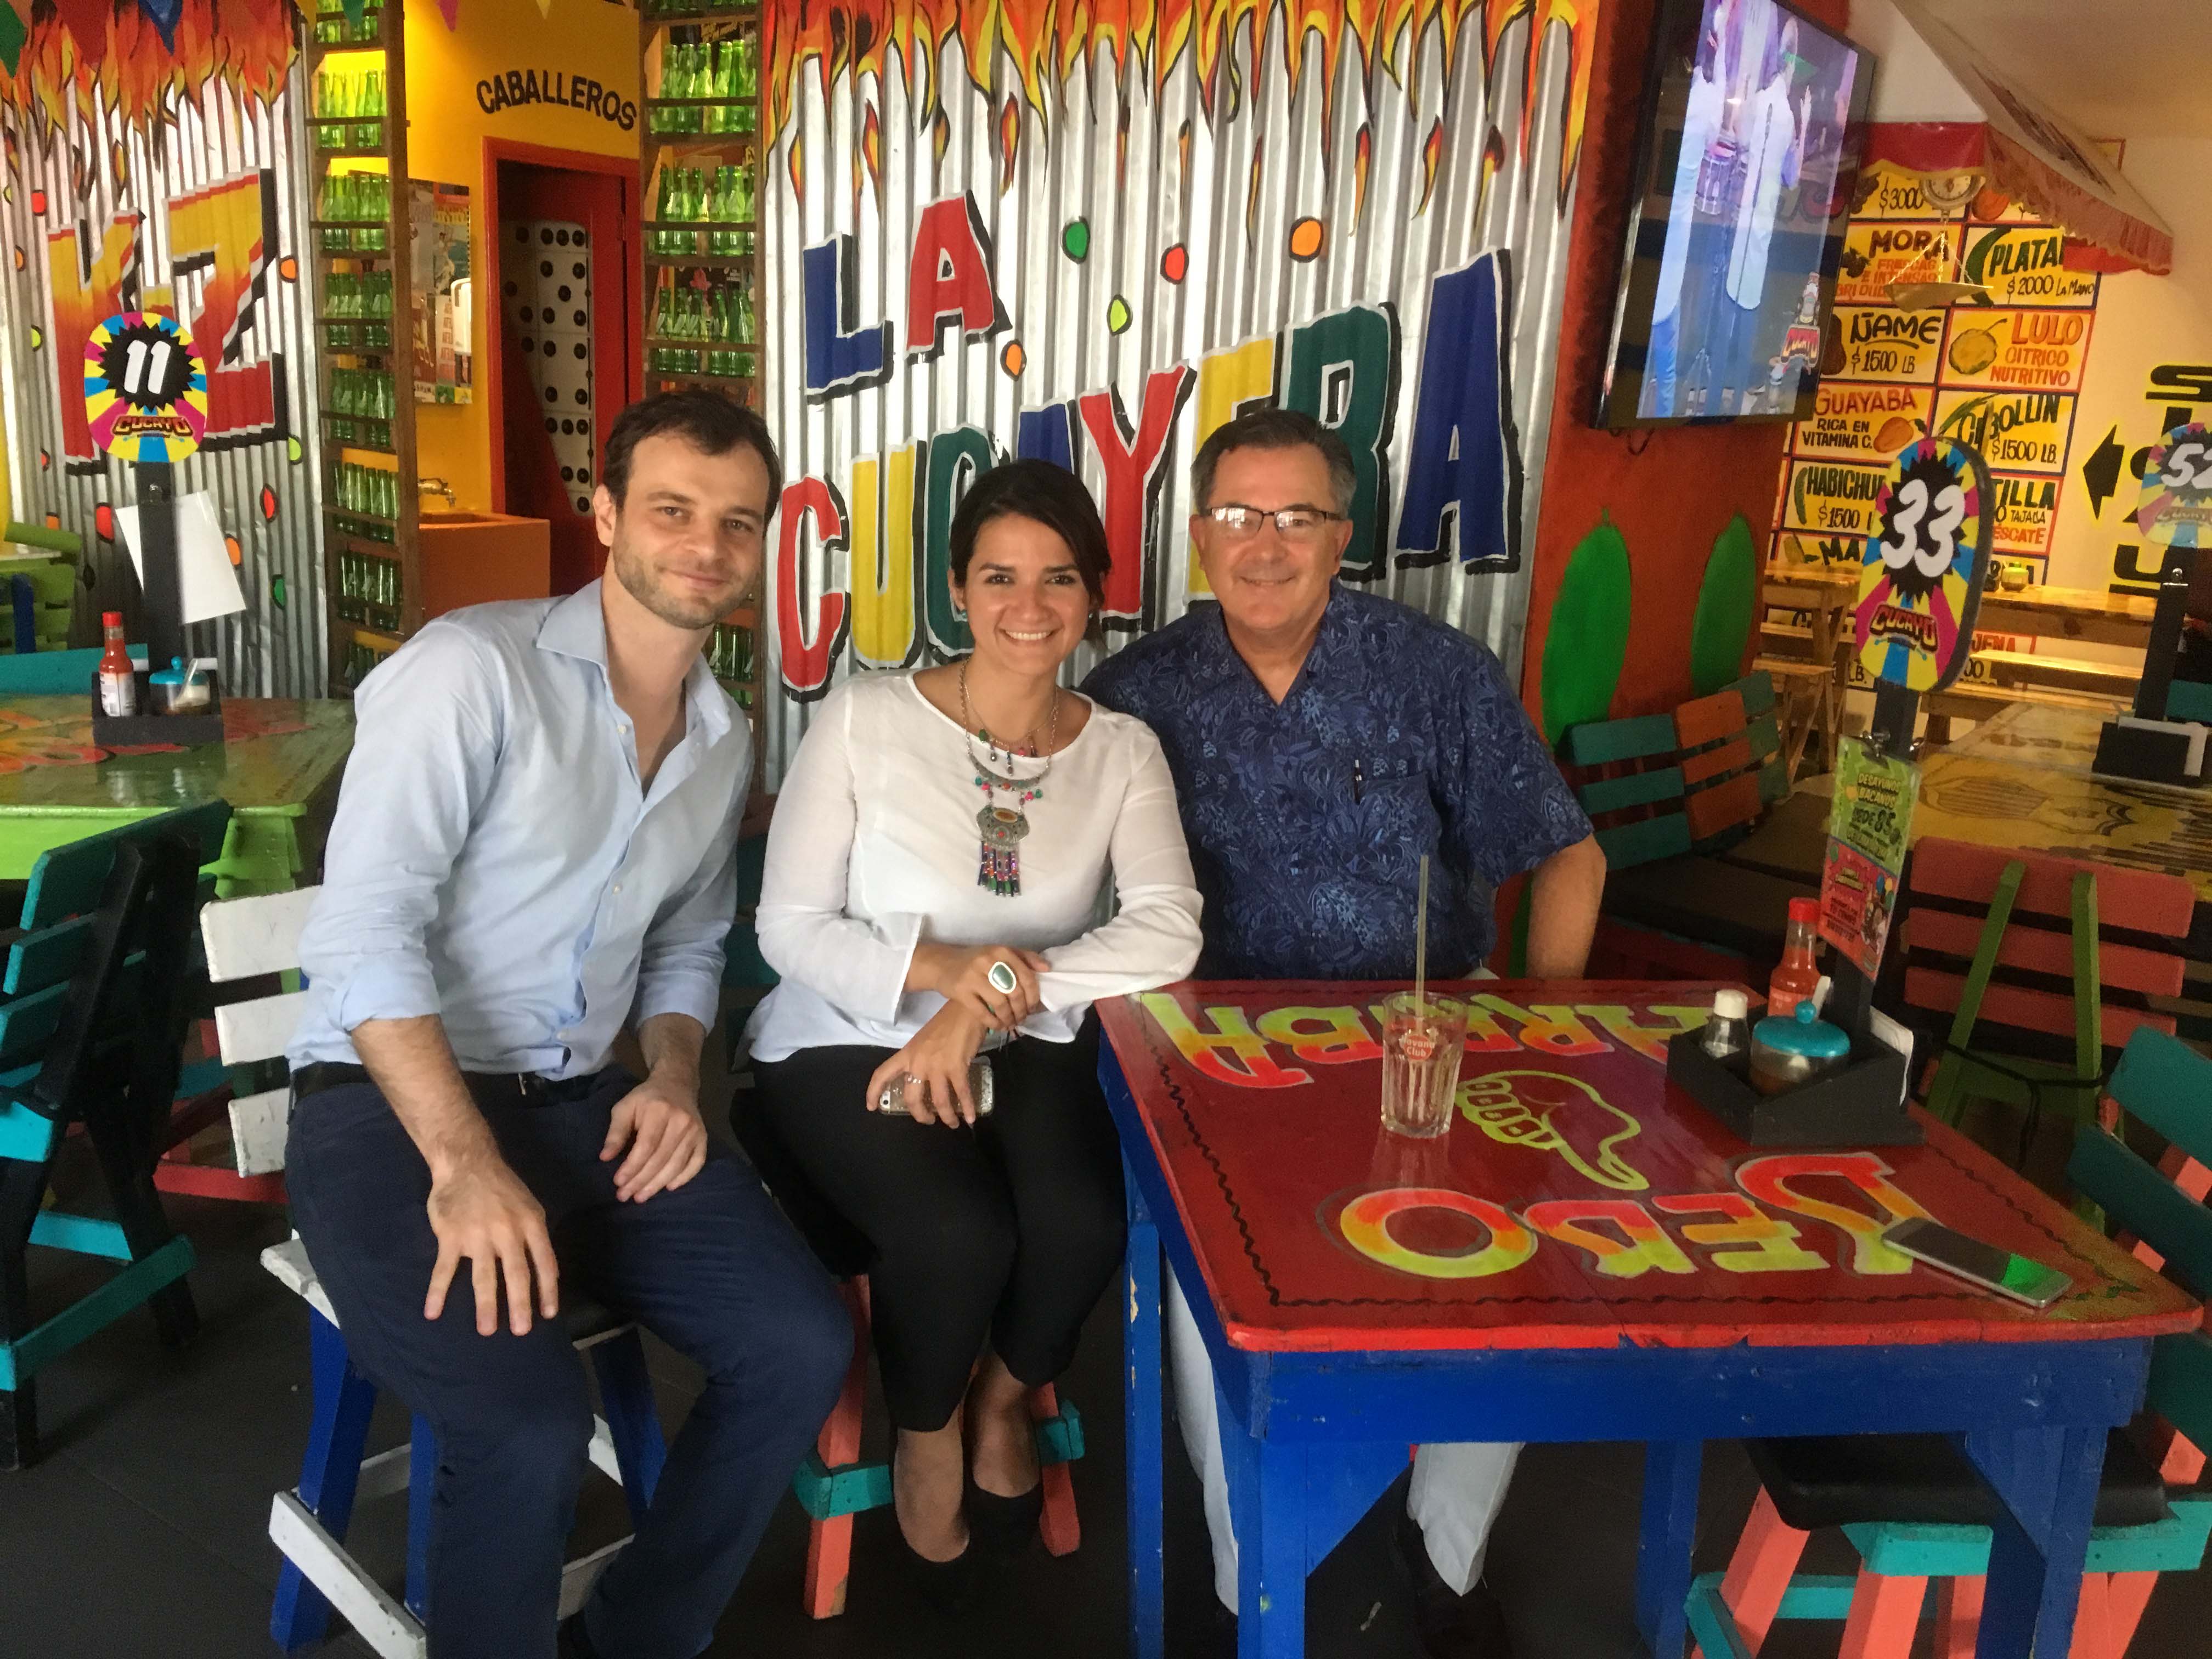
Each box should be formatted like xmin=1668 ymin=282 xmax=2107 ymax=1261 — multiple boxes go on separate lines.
xmin=1099 ymin=1044 xmax=2157 ymax=1659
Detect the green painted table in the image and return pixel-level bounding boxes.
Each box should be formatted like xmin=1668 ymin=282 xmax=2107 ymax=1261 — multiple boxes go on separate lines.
xmin=0 ymin=697 xmax=354 ymax=896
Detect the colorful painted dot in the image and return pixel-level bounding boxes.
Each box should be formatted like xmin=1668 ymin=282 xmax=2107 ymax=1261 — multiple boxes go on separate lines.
xmin=224 ymin=535 xmax=243 ymax=568
xmin=286 ymin=436 xmax=303 ymax=464
xmin=259 ymin=484 xmax=278 ymax=523
xmin=1160 ymin=245 xmax=1188 ymax=284
xmin=1107 ymin=296 xmax=1131 ymax=335
xmin=1061 ymin=219 xmax=1089 ymax=261
xmin=27 ymin=326 xmax=40 ymax=350
xmin=1000 ymin=340 xmax=1025 ymax=377
xmin=270 ymin=574 xmax=286 ymax=610
xmin=37 ymin=452 xmax=49 ymax=472
xmin=278 ymin=256 xmax=300 ymax=283
xmin=10 ymin=249 xmax=21 ymax=272
xmin=1288 ymin=218 xmax=1325 ymax=261
xmin=29 ymin=189 xmax=44 ymax=215
xmin=93 ymin=504 xmax=114 ymax=541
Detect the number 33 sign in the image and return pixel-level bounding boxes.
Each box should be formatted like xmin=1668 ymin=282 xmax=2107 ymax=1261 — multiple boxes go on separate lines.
xmin=1852 ymin=435 xmax=1993 ymax=694
xmin=83 ymin=312 xmax=208 ymax=465
xmin=2136 ymin=422 xmax=2212 ymax=549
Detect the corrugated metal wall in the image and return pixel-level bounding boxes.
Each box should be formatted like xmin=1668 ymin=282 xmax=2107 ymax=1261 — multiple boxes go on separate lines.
xmin=759 ymin=1 xmax=1599 ymax=782
xmin=0 ymin=61 xmax=324 ymax=696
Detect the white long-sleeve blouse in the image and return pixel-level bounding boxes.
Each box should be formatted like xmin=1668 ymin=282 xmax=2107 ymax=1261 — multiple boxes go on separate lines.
xmin=743 ymin=672 xmax=1203 ymax=1062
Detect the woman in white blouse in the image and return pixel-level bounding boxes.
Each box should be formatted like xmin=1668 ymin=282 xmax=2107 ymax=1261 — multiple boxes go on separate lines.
xmin=743 ymin=459 xmax=1201 ymax=1600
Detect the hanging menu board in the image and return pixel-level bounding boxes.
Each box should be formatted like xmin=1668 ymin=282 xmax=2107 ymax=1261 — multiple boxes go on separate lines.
xmin=1773 ymin=163 xmax=2104 ymax=588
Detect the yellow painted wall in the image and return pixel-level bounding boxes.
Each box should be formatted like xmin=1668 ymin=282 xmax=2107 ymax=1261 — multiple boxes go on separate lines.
xmin=403 ymin=0 xmax=640 ymax=510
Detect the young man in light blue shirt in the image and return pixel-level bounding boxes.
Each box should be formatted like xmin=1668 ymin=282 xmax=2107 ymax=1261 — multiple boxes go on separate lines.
xmin=285 ymin=392 xmax=850 ymax=1659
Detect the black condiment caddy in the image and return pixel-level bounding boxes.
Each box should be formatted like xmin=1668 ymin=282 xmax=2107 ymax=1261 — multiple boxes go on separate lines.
xmin=1666 ymin=1010 xmax=1918 ymax=1148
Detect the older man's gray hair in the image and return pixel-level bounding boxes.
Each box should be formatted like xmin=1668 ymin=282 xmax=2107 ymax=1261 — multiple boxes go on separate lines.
xmin=1191 ymin=408 xmax=1357 ymax=516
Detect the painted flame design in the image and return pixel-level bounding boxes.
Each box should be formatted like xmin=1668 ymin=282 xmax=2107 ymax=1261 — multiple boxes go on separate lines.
xmin=1352 ymin=120 xmax=1370 ymax=228
xmin=761 ymin=0 xmax=1598 ymax=207
xmin=1415 ymin=115 xmax=1443 ymax=215
xmin=2 ymin=0 xmax=297 ymax=132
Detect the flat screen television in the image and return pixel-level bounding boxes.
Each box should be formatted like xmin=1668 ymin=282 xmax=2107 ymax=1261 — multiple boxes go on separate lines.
xmin=1596 ymin=0 xmax=1873 ymax=428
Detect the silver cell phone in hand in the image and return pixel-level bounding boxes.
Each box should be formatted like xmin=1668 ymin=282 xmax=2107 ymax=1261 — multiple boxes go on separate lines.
xmin=1886 ymin=1217 xmax=2073 ymax=1310
xmin=874 ymin=1058 xmax=996 ymax=1117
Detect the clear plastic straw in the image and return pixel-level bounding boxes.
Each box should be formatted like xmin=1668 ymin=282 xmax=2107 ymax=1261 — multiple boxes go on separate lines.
xmin=1414 ymin=855 xmax=1430 ymax=1015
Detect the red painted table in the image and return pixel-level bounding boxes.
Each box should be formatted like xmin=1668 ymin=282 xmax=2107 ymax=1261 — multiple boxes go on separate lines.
xmin=1097 ymin=981 xmax=2200 ymax=1659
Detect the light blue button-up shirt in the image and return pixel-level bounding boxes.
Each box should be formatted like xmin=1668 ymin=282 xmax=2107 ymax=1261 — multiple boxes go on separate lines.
xmin=289 ymin=583 xmax=748 ymax=1080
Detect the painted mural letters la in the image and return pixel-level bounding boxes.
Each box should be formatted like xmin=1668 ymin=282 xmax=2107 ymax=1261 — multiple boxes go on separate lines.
xmin=47 ymin=169 xmax=288 ymax=469
xmin=758 ymin=0 xmax=1604 ymax=733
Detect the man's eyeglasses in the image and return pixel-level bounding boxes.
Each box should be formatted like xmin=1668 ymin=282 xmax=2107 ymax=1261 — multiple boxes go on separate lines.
xmin=1203 ymin=504 xmax=1348 ymax=541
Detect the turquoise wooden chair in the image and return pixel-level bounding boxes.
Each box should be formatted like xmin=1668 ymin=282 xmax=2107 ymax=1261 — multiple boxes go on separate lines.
xmin=0 ymin=642 xmax=145 ymax=695
xmin=1563 ymin=670 xmax=1805 ymax=980
xmin=0 ymin=799 xmax=232 ymax=1467
xmin=1687 ymin=1028 xmax=2212 ymax=1659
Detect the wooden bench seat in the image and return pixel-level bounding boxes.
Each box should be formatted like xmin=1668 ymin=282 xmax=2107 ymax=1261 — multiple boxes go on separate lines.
xmin=1925 ymin=680 xmax=2131 ymax=720
xmin=1971 ymin=648 xmax=2139 ymax=699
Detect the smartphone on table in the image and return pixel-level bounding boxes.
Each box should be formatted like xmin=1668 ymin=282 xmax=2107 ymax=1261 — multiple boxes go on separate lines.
xmin=1886 ymin=1217 xmax=2073 ymax=1310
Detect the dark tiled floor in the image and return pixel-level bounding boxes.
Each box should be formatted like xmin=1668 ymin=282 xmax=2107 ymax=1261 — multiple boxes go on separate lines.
xmin=7 ymin=1176 xmax=2207 ymax=1659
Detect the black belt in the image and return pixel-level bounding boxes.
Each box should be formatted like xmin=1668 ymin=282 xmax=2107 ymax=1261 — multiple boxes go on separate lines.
xmin=290 ymin=1061 xmax=609 ymax=1106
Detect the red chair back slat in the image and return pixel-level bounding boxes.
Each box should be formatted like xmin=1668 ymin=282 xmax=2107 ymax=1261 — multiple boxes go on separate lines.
xmin=1904 ymin=909 xmax=2187 ymax=999
xmin=1905 ymin=967 xmax=2177 ymax=1048
xmin=1686 ymin=772 xmax=1763 ymax=843
xmin=1674 ymin=689 xmax=1747 ymax=750
xmin=1681 ymin=736 xmax=1754 ymax=788
xmin=1908 ymin=838 xmax=2196 ymax=938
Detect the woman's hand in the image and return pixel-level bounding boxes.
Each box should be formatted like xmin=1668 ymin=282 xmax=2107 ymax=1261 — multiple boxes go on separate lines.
xmin=909 ymin=943 xmax=1055 ymax=1030
xmin=867 ymin=1003 xmax=990 ymax=1127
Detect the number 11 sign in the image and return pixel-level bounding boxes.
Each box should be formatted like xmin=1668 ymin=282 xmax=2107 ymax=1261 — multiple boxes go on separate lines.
xmin=84 ymin=312 xmax=208 ymax=465
xmin=1852 ymin=436 xmax=1993 ymax=694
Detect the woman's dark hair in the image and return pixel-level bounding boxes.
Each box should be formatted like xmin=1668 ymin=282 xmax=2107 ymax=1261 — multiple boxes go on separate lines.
xmin=947 ymin=459 xmax=1112 ymax=620
xmin=602 ymin=390 xmax=783 ymax=509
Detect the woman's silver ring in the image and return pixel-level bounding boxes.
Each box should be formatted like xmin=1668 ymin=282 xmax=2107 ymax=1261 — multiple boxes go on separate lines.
xmin=988 ymin=960 xmax=1019 ymax=996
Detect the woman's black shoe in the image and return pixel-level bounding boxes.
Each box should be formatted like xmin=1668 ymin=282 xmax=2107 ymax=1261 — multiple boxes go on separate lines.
xmin=966 ymin=1472 xmax=1045 ymax=1558
xmin=894 ymin=1522 xmax=988 ymax=1615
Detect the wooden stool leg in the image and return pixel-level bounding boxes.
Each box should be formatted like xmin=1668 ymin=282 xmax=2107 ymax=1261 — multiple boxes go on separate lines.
xmin=1696 ymin=1489 xmax=1809 ymax=1657
xmin=2104 ymin=1572 xmax=2160 ymax=1656
xmin=1032 ymin=1381 xmax=1080 ymax=1556
xmin=2068 ymin=1573 xmax=2117 ymax=1659
xmin=1 ymin=1158 xmax=46 ymax=1470
xmin=272 ymin=1310 xmax=379 ymax=1653
xmin=1837 ymin=1570 xmax=1925 ymax=1659
xmin=1933 ymin=1576 xmax=1984 ymax=1659
xmin=803 ymin=1284 xmax=872 ymax=1620
xmin=591 ymin=1330 xmax=668 ymax=1525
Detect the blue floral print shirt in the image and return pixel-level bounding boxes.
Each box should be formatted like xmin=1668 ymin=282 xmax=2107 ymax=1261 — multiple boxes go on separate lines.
xmin=1082 ymin=584 xmax=1592 ymax=979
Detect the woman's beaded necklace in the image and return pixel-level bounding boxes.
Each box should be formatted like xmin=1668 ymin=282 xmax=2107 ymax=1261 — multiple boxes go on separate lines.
xmin=961 ymin=662 xmax=1059 ymax=899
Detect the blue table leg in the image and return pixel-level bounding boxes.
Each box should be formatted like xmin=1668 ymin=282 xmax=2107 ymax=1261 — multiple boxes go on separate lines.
xmin=1234 ymin=1429 xmax=1306 ymax=1659
xmin=1634 ymin=1440 xmax=1701 ymax=1659
xmin=1963 ymin=1425 xmax=2106 ymax=1659
xmin=1125 ymin=1156 xmax=1165 ymax=1659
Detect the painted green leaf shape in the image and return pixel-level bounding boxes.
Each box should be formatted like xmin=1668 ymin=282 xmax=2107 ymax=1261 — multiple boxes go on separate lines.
xmin=1540 ymin=515 xmax=1631 ymax=746
xmin=1689 ymin=512 xmax=1758 ymax=698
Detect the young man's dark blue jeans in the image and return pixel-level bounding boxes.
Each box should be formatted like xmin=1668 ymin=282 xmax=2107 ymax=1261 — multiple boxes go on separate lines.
xmin=286 ymin=1068 xmax=851 ymax=1659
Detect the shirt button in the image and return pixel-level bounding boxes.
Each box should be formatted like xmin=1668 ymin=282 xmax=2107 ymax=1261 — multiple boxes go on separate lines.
xmin=613 ymin=883 xmax=623 ymax=894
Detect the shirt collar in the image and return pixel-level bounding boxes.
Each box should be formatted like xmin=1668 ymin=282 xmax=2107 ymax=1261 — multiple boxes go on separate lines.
xmin=1198 ymin=580 xmax=1353 ymax=704
xmin=535 ymin=579 xmax=735 ymax=749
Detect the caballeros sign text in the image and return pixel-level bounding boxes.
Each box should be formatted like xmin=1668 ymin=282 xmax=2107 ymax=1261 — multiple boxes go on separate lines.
xmin=475 ymin=69 xmax=637 ymax=131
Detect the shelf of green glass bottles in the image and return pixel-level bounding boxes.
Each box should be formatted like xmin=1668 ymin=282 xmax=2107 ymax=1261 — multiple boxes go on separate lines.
xmin=323 ymin=509 xmax=402 ymax=541
xmin=641 ymin=5 xmax=759 ymax=23
xmin=645 ymin=252 xmax=755 ymax=269
xmin=320 ymin=425 xmax=396 ymax=456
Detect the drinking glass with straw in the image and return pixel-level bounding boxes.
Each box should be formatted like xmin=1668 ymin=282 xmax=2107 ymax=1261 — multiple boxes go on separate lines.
xmin=1379 ymin=856 xmax=1469 ymax=1138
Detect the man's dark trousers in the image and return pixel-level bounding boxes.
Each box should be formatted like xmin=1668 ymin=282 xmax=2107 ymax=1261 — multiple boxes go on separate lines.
xmin=286 ymin=1069 xmax=851 ymax=1659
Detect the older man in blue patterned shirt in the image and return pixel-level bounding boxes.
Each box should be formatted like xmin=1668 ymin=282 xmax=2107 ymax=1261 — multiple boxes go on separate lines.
xmin=1085 ymin=409 xmax=1605 ymax=1657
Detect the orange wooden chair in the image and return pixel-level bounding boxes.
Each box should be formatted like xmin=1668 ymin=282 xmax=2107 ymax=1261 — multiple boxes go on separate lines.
xmin=793 ymin=1277 xmax=1083 ymax=1617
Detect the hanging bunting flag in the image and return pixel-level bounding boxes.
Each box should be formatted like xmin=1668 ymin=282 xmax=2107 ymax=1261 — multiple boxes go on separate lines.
xmin=435 ymin=0 xmax=460 ymax=27
xmin=533 ymin=0 xmax=552 ymax=16
xmin=0 ymin=3 xmax=23 ymax=73
xmin=136 ymin=0 xmax=181 ymax=48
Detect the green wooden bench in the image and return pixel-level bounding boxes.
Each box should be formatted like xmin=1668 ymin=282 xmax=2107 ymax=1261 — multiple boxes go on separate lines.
xmin=0 ymin=799 xmax=232 ymax=1468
